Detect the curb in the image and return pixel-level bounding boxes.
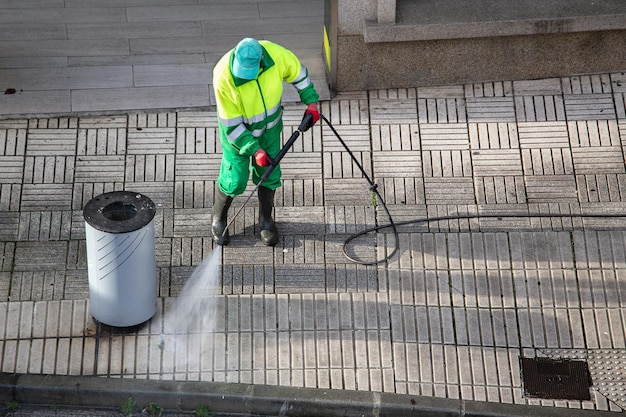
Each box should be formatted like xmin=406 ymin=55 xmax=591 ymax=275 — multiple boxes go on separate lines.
xmin=0 ymin=373 xmax=617 ymax=417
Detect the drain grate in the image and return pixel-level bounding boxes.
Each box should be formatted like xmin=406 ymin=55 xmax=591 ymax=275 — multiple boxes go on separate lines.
xmin=521 ymin=357 xmax=592 ymax=400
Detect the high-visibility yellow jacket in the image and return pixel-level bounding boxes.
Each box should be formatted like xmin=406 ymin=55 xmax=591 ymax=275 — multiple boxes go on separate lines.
xmin=212 ymin=40 xmax=319 ymax=157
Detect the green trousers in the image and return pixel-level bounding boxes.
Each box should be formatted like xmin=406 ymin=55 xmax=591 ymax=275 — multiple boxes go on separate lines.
xmin=217 ymin=122 xmax=283 ymax=196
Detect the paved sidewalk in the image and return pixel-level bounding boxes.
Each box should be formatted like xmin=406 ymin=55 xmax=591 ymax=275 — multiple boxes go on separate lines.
xmin=1 ymin=73 xmax=626 ymax=415
xmin=0 ymin=0 xmax=330 ymax=116
xmin=2 ymin=1 xmax=626 ymax=416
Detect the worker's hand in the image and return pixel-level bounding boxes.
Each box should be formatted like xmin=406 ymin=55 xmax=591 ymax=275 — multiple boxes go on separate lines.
xmin=253 ymin=149 xmax=272 ymax=167
xmin=301 ymin=103 xmax=320 ymax=132
xmin=306 ymin=103 xmax=320 ymax=124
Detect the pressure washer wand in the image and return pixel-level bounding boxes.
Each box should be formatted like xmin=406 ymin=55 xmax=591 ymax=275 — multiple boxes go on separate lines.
xmin=216 ymin=113 xmax=314 ymax=245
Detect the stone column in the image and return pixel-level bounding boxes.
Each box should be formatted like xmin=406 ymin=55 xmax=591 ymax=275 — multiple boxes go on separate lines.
xmin=377 ymin=0 xmax=396 ymax=24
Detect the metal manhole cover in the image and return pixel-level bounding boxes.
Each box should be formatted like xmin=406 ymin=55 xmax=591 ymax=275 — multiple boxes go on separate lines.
xmin=521 ymin=357 xmax=592 ymax=400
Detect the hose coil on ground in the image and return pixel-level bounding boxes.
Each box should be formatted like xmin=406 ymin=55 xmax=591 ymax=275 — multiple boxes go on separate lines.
xmin=320 ymin=114 xmax=626 ymax=265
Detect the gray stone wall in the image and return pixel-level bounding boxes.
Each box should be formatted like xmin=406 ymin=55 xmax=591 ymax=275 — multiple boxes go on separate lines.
xmin=331 ymin=0 xmax=626 ymax=90
xmin=335 ymin=30 xmax=626 ymax=91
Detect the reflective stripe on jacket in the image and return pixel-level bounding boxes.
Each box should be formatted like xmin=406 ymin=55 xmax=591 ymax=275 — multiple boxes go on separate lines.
xmin=212 ymin=40 xmax=319 ymax=156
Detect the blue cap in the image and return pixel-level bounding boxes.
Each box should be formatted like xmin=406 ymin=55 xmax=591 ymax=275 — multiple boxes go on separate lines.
xmin=232 ymin=38 xmax=262 ymax=80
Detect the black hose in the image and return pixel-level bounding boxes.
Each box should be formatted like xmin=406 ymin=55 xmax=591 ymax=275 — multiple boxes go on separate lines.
xmin=321 ymin=114 xmax=398 ymax=265
xmin=320 ymin=114 xmax=626 ymax=265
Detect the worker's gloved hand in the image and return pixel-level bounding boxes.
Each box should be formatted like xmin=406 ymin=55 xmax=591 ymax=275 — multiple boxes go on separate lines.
xmin=301 ymin=103 xmax=320 ymax=132
xmin=254 ymin=149 xmax=272 ymax=167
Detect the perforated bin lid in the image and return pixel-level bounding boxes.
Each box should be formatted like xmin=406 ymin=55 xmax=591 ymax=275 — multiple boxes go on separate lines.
xmin=83 ymin=191 xmax=156 ymax=233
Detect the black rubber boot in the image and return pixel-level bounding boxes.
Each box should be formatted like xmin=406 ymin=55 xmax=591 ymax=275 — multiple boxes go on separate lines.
xmin=211 ymin=188 xmax=233 ymax=245
xmin=258 ymin=186 xmax=279 ymax=246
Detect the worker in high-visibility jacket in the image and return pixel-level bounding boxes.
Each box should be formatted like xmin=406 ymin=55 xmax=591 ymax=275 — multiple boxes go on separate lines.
xmin=211 ymin=38 xmax=320 ymax=246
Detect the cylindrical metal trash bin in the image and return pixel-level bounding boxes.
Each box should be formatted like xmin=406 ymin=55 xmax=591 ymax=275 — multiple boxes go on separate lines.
xmin=83 ymin=191 xmax=158 ymax=327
